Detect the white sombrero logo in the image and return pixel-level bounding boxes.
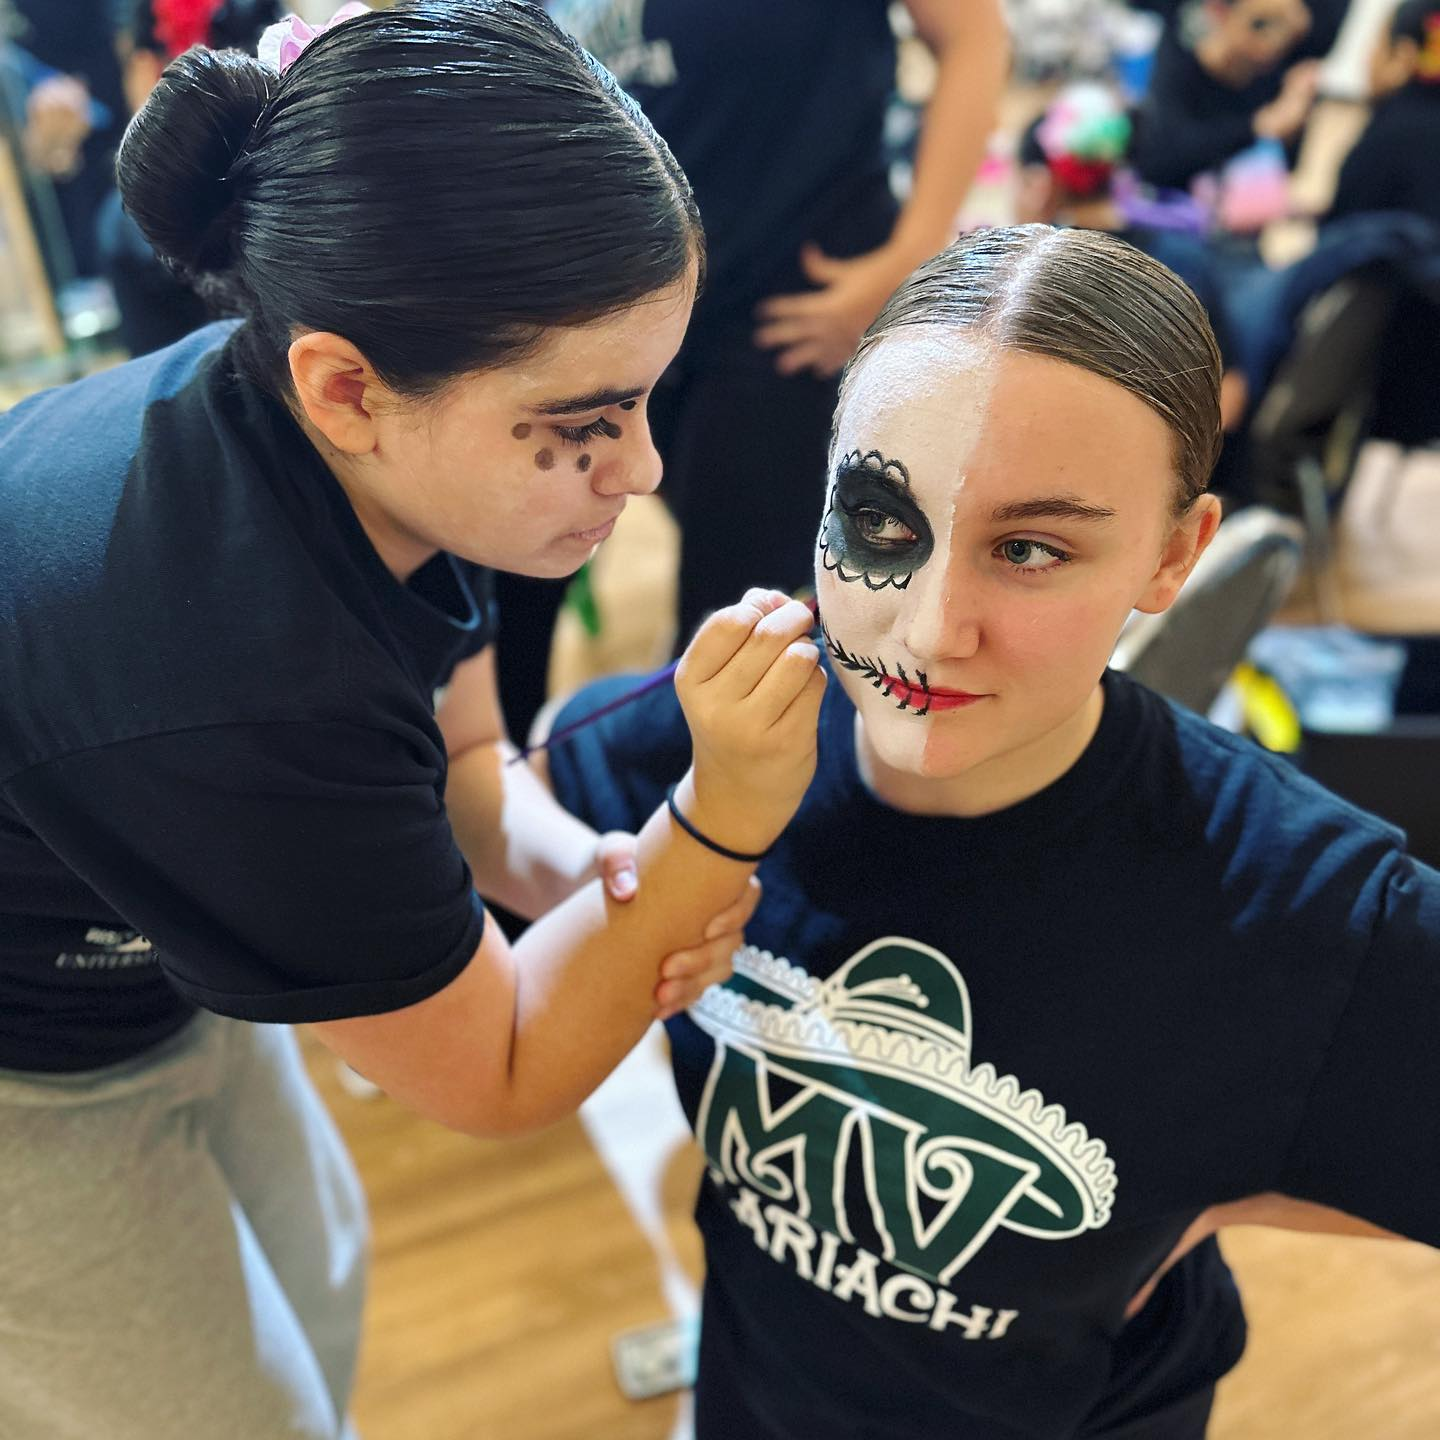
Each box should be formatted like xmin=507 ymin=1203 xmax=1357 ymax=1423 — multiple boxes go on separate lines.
xmin=692 ymin=938 xmax=1117 ymax=1287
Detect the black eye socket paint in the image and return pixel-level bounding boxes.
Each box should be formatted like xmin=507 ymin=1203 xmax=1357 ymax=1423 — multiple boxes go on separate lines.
xmin=818 ymin=449 xmax=934 ymax=590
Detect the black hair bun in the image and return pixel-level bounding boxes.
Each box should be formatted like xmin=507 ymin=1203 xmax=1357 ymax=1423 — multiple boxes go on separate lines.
xmin=117 ymin=46 xmax=272 ymax=280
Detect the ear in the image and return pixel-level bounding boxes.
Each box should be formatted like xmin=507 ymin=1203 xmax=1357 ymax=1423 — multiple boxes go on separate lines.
xmin=287 ymin=332 xmax=390 ymax=456
xmin=1133 ymin=493 xmax=1223 ymax=615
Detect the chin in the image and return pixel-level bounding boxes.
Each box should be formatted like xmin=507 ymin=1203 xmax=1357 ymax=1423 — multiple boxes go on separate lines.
xmin=529 ymin=552 xmax=590 ymax=580
xmin=882 ymin=729 xmax=992 ymax=782
xmin=851 ymin=687 xmax=989 ymax=781
xmin=479 ymin=548 xmax=585 ymax=582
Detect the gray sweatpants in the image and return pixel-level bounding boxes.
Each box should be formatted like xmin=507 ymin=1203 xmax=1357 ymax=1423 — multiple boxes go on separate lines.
xmin=0 ymin=1013 xmax=368 ymax=1439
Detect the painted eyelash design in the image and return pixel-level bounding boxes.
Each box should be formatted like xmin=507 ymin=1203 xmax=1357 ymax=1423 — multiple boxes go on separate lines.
xmin=822 ymin=620 xmax=932 ymax=716
xmin=554 ymin=416 xmax=622 ymax=446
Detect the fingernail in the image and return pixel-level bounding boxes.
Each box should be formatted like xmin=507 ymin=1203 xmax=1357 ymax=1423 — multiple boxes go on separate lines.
xmin=612 ymin=867 xmax=637 ymax=898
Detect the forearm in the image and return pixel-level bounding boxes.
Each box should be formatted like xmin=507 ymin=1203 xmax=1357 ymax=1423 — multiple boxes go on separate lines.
xmin=316 ymin=594 xmax=821 ymax=1139
xmin=891 ymin=24 xmax=1010 ymax=261
xmin=446 ymin=740 xmax=601 ymax=920
xmin=497 ymin=770 xmax=756 ymax=1130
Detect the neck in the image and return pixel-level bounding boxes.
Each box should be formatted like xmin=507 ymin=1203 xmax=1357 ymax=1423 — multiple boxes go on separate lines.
xmin=292 ymin=407 xmax=438 ymax=583
xmin=856 ymin=683 xmax=1106 ymax=818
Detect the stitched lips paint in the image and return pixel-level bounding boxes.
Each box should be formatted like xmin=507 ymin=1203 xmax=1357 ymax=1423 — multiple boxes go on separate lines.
xmin=882 ymin=675 xmax=986 ymax=712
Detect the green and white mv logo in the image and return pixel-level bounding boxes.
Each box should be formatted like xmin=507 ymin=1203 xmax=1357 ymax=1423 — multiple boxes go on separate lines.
xmin=691 ymin=938 xmax=1118 ymax=1287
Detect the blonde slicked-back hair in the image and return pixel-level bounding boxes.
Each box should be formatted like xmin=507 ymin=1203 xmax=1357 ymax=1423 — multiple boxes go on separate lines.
xmin=839 ymin=225 xmax=1223 ymax=511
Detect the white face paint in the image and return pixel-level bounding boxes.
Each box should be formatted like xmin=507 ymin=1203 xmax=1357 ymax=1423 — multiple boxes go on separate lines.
xmin=816 ymin=336 xmax=1205 ymax=809
xmin=816 ymin=326 xmax=997 ymax=774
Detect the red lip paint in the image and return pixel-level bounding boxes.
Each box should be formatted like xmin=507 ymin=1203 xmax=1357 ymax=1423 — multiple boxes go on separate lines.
xmin=880 ymin=675 xmax=987 ymax=712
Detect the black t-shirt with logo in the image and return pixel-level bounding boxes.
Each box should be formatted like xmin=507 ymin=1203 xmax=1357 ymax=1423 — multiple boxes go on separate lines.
xmin=0 ymin=325 xmax=494 ymax=1072
xmin=548 ymin=665 xmax=1440 ymax=1438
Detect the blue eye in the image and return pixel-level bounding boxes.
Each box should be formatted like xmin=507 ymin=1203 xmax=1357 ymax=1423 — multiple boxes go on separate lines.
xmin=999 ymin=539 xmax=1071 ymax=572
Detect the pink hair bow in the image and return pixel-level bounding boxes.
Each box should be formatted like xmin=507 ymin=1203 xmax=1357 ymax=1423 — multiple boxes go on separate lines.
xmin=258 ymin=3 xmax=370 ymax=75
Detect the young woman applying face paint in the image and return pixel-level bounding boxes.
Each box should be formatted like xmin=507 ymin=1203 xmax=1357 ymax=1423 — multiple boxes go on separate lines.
xmin=0 ymin=5 xmax=827 ymax=1436
xmin=545 ymin=225 xmax=1440 ymax=1439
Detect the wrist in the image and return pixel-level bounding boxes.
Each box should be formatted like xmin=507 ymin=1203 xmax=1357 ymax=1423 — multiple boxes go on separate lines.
xmin=675 ymin=769 xmax=780 ymax=860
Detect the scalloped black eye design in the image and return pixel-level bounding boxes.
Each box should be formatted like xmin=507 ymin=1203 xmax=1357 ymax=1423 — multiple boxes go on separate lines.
xmin=817 ymin=449 xmax=931 ymax=592
xmin=822 ymin=619 xmax=932 ymax=716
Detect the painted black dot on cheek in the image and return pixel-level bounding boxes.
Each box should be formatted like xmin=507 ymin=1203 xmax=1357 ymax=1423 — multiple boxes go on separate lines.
xmin=576 ymin=453 xmax=592 ymax=473
xmin=511 ymin=422 xmax=532 ymax=439
xmin=534 ymin=448 xmax=555 ymax=471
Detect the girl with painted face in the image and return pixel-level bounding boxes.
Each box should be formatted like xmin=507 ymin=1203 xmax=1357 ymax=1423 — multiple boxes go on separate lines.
xmin=0 ymin=4 xmax=826 ymax=1436
xmin=544 ymin=224 xmax=1440 ymax=1439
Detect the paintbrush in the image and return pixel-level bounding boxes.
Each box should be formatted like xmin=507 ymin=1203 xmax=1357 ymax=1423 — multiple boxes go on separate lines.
xmin=509 ymin=594 xmax=819 ymax=764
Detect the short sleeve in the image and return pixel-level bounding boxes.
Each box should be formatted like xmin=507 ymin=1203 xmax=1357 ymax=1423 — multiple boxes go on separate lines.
xmin=545 ymin=676 xmax=692 ymax=836
xmin=1274 ymin=854 xmax=1440 ymax=1243
xmin=3 ymin=721 xmax=485 ymax=1022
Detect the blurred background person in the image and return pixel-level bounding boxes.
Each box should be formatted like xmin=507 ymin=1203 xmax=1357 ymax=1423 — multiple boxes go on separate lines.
xmin=95 ymin=0 xmax=282 ymax=357
xmin=1326 ymin=0 xmax=1440 ymax=222
xmin=3 ymin=0 xmax=126 ymax=281
xmin=1129 ymin=0 xmax=1350 ymax=191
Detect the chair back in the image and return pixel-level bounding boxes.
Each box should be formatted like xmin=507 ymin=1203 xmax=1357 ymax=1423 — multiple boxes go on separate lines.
xmin=1112 ymin=507 xmax=1305 ymax=714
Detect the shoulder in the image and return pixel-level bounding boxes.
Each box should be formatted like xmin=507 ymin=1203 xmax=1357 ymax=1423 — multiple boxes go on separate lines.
xmin=0 ymin=324 xmax=392 ymax=768
xmin=1 ymin=322 xmax=236 ymax=466
xmin=1120 ymin=673 xmax=1408 ymax=898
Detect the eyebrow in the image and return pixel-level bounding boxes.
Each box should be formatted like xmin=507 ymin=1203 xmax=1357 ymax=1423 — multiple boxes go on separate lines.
xmin=526 ymin=386 xmax=647 ymax=417
xmin=990 ymin=496 xmax=1117 ymax=524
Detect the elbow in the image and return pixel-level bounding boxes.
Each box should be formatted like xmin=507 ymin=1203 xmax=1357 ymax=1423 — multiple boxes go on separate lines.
xmin=443 ymin=1089 xmax=575 ymax=1142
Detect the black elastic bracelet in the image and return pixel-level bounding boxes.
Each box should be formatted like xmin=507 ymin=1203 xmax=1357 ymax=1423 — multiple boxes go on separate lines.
xmin=665 ymin=784 xmax=769 ymax=864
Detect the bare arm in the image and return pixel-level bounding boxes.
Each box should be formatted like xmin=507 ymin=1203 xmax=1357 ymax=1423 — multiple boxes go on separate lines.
xmin=436 ymin=647 xmax=612 ymax=921
xmin=309 ymin=593 xmax=824 ymax=1138
xmin=1126 ymin=1193 xmax=1403 ymax=1318
xmin=892 ymin=0 xmax=1013 ymax=262
xmin=753 ymin=0 xmax=1010 ymax=376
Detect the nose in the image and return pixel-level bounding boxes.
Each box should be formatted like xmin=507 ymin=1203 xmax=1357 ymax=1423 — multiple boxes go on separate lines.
xmin=901 ymin=545 xmax=982 ymax=664
xmin=593 ymin=416 xmax=663 ymax=499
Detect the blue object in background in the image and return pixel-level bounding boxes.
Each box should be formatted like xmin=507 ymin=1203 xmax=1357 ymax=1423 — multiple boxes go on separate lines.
xmin=1249 ymin=626 xmax=1410 ymax=734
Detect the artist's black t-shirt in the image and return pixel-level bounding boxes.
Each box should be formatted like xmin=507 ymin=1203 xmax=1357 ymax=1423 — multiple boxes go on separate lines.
xmin=549 ymin=665 xmax=1440 ymax=1438
xmin=0 ymin=325 xmax=494 ymax=1072
xmin=1129 ymin=0 xmax=1350 ymax=189
xmin=549 ymin=0 xmax=899 ymax=341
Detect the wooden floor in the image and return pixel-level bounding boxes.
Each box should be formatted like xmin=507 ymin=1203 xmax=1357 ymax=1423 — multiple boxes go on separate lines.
xmin=313 ymin=441 xmax=1440 ymax=1440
